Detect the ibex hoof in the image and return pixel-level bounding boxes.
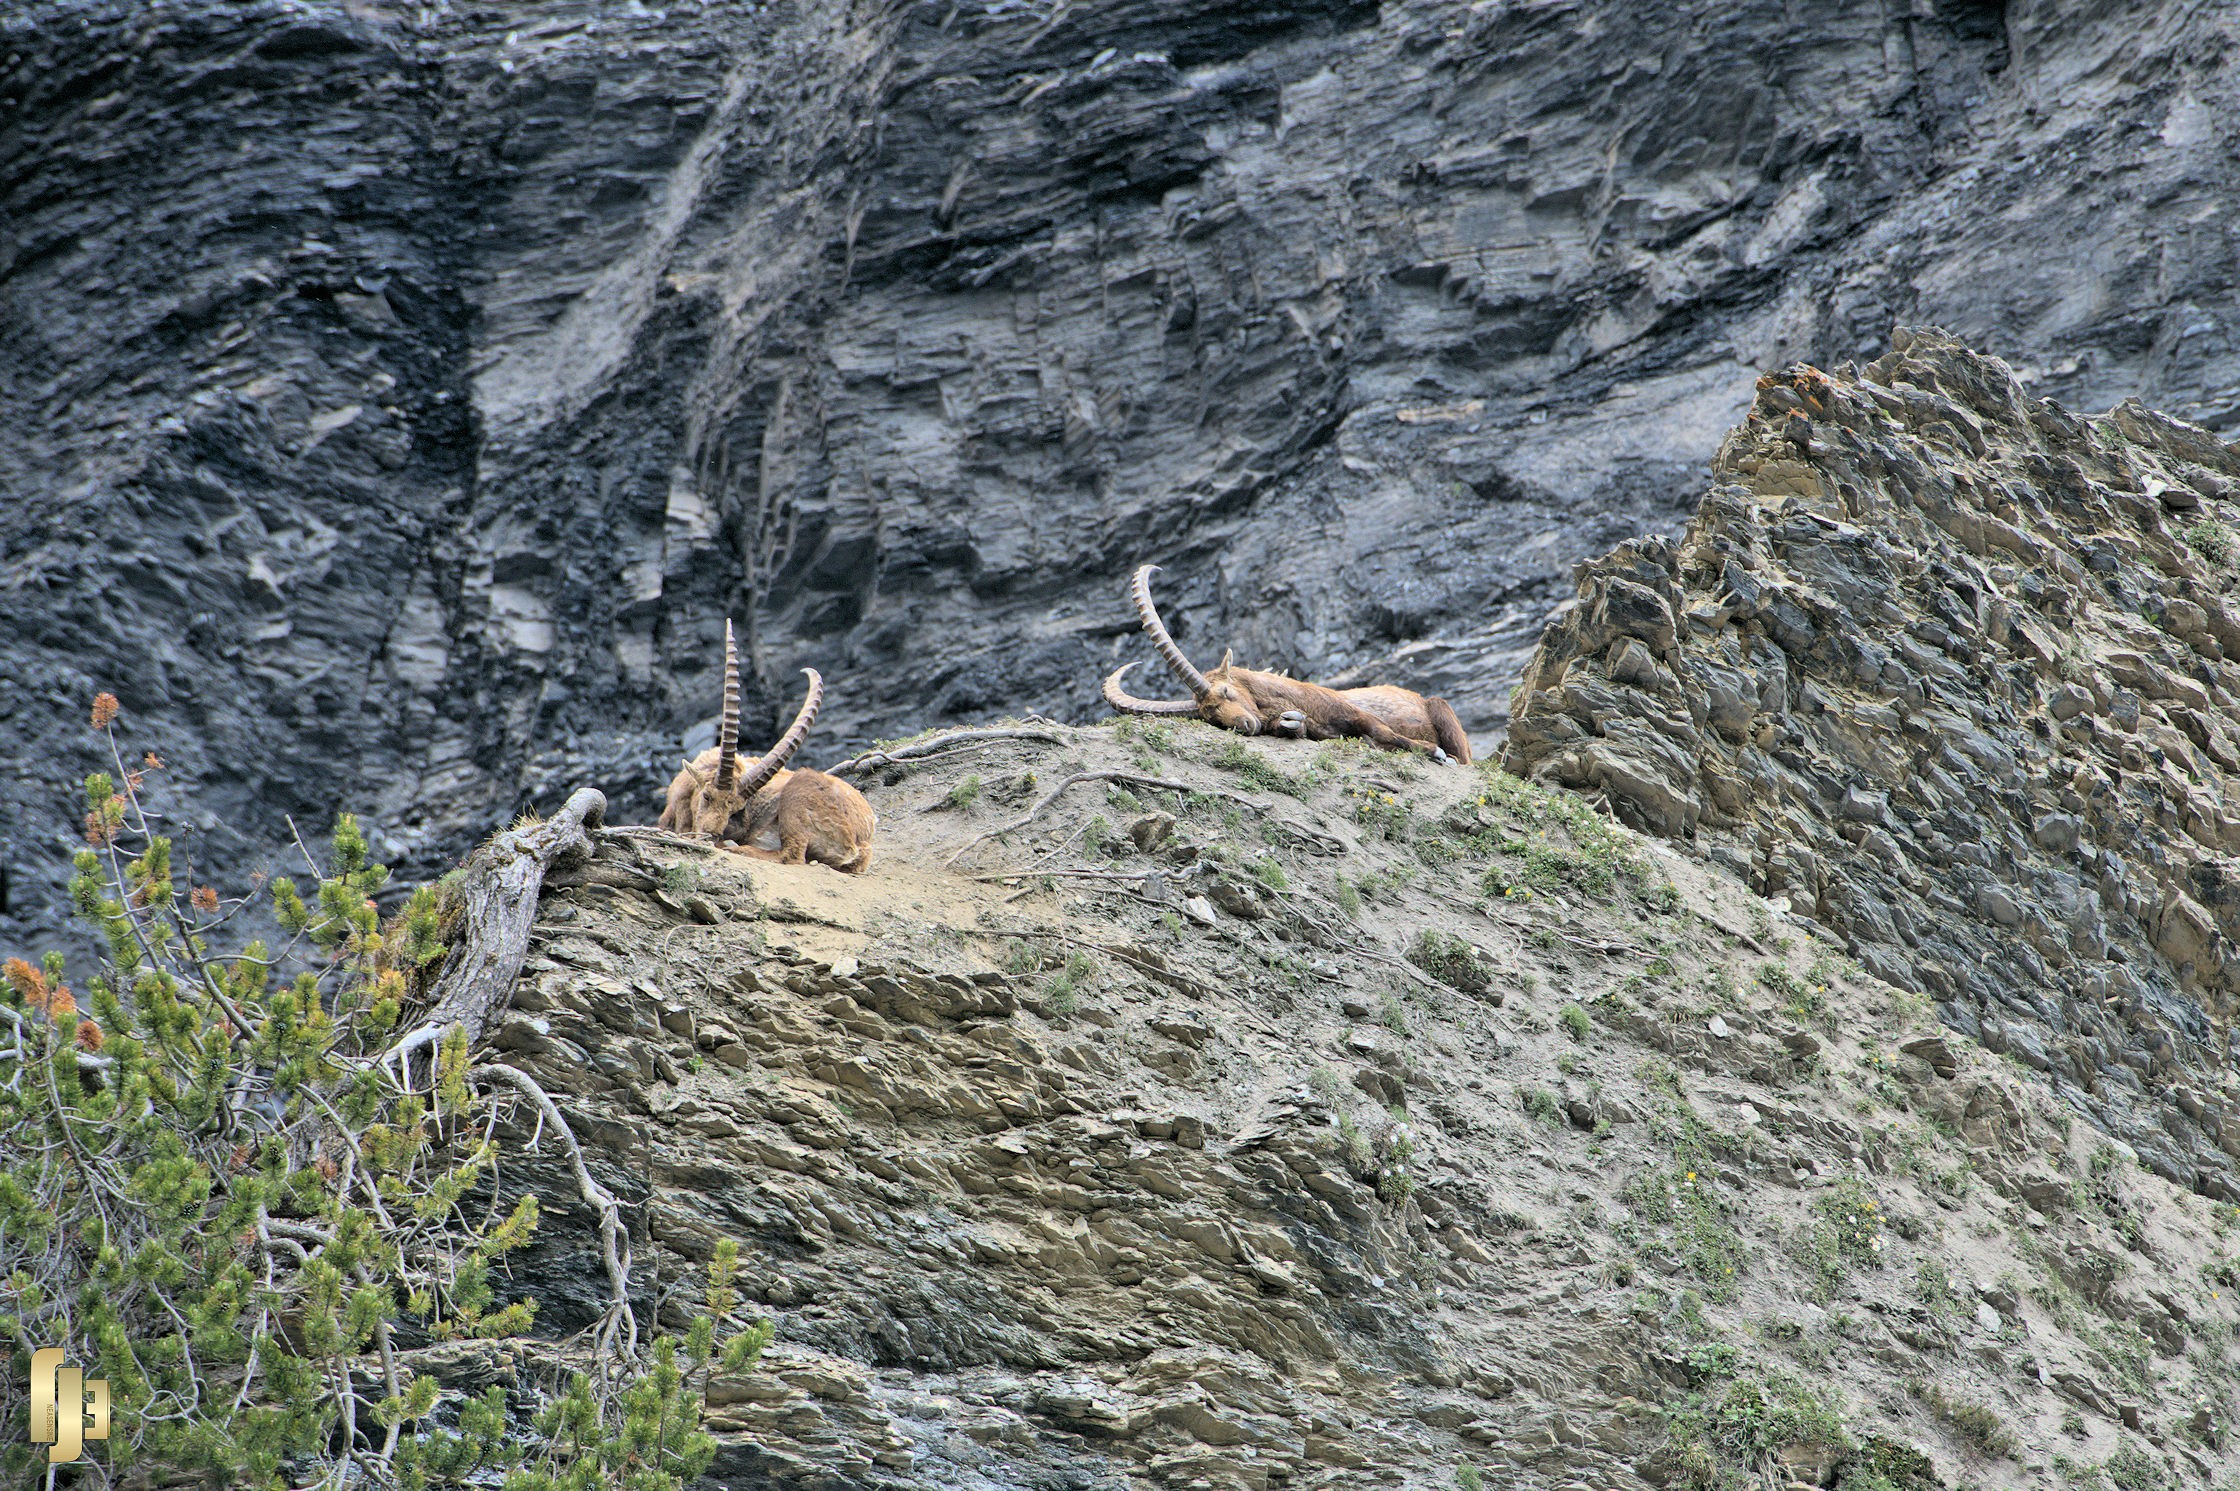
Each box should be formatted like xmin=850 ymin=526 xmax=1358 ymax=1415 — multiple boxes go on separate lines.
xmin=1430 ymin=747 xmax=1452 ymax=765
xmin=1273 ymin=711 xmax=1308 ymax=738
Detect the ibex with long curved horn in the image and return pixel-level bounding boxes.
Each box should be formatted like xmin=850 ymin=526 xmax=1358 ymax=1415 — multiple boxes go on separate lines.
xmin=658 ymin=625 xmax=877 ymax=872
xmin=1103 ymin=566 xmax=1472 ymax=764
xmin=659 ymin=619 xmax=758 ymax=836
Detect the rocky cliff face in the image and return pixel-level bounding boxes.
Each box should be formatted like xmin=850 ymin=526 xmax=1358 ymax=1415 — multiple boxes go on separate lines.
xmin=1504 ymin=330 xmax=2240 ymax=1204
xmin=459 ymin=723 xmax=2240 ymax=1490
xmin=5 ymin=0 xmax=2239 ymax=946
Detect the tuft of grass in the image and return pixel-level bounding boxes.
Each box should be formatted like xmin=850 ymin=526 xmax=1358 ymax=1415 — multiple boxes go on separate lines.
xmin=1841 ymin=1435 xmax=1943 ymax=1491
xmin=1467 ymin=767 xmax=1656 ymax=905
xmin=944 ymin=774 xmax=983 ymax=809
xmin=1345 ymin=783 xmax=1411 ymax=841
xmin=1758 ymin=962 xmax=1830 ymax=1025
xmin=2101 ymin=1440 xmax=2178 ymax=1491
xmin=1521 ymin=1086 xmax=1563 ymax=1125
xmin=1907 ymin=1378 xmax=2017 ymax=1459
xmin=2186 ymin=517 xmax=2234 ymax=567
xmin=1353 ymin=865 xmax=1414 ymax=902
xmin=1622 ymin=1156 xmax=1747 ymax=1303
xmin=1214 ymin=739 xmax=1306 ymax=796
xmin=1641 ymin=878 xmax=1682 ymax=914
xmin=1252 ymin=856 xmax=1289 ymax=893
xmin=1559 ymin=1002 xmax=1592 ymax=1042
xmin=1082 ymin=814 xmax=1115 ymax=855
xmin=1336 ymin=1113 xmax=1373 ymax=1170
xmin=1043 ymin=950 xmax=1095 ymax=1015
xmin=1659 ymin=1371 xmax=1851 ymax=1487
xmin=1793 ymin=1176 xmax=1887 ymax=1301
xmin=1377 ymin=1116 xmax=1416 ymax=1201
xmin=1912 ymin=1258 xmax=1959 ymax=1327
xmin=1407 ymin=929 xmax=1489 ymax=995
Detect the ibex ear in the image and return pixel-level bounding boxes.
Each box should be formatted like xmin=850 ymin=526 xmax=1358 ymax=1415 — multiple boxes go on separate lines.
xmin=1218 ymin=649 xmax=1235 ymax=674
xmin=680 ymin=757 xmax=708 ymax=788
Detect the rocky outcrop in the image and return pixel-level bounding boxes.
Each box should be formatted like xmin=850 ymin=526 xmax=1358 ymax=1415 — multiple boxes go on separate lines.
xmin=1505 ymin=329 xmax=2240 ymax=1197
xmin=7 ymin=0 xmax=2240 ymax=951
xmin=456 ymin=721 xmax=2240 ymax=1489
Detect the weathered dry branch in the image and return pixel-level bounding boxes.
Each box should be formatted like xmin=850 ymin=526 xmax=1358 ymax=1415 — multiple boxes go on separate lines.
xmin=384 ymin=787 xmax=606 ymax=1090
xmin=978 ymin=925 xmax=1223 ymax=1000
xmin=945 ymin=768 xmax=1349 ymax=867
xmin=360 ymin=787 xmax=638 ymax=1355
xmin=475 ymin=1062 xmax=637 ymax=1357
xmin=603 ymin=824 xmax=723 ymax=854
xmin=823 ymin=726 xmax=1066 ymax=778
xmin=944 ymin=770 xmax=1195 ymax=866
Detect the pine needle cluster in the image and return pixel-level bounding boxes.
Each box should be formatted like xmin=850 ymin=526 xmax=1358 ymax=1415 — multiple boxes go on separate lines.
xmin=1 ymin=697 xmax=770 ymax=1487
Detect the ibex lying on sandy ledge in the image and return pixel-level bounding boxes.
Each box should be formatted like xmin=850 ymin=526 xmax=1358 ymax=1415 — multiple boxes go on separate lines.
xmin=658 ymin=622 xmax=877 ymax=873
xmin=1102 ymin=565 xmax=1471 ymax=764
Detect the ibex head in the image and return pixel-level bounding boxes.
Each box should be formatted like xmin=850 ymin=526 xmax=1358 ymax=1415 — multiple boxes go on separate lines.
xmin=1103 ymin=565 xmax=1265 ymax=735
xmin=673 ymin=623 xmax=824 ymax=836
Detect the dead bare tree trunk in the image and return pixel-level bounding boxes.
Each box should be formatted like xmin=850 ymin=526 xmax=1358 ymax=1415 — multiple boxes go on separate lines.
xmin=384 ymin=786 xmax=606 ymax=1088
xmin=374 ymin=787 xmax=643 ymax=1356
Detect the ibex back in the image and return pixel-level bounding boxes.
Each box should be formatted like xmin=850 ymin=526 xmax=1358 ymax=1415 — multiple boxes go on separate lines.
xmin=1102 ymin=566 xmax=1471 ymax=763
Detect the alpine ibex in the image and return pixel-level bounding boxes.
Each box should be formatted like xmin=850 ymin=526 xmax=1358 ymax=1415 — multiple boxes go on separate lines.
xmin=658 ymin=623 xmax=877 ymax=873
xmin=1102 ymin=565 xmax=1472 ymax=764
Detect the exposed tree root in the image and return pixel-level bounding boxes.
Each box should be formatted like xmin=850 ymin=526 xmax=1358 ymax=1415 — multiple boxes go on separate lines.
xmin=476 ymin=1062 xmax=637 ymax=1358
xmin=385 ymin=788 xmax=606 ymax=1091
xmin=823 ymin=726 xmax=1066 ymax=778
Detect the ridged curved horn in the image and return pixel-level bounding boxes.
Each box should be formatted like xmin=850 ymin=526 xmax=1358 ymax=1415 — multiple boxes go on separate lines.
xmin=1130 ymin=564 xmax=1210 ymax=700
xmin=734 ymin=668 xmax=823 ymax=801
xmin=715 ymin=619 xmax=742 ymax=792
xmin=1102 ymin=662 xmax=1200 ymax=715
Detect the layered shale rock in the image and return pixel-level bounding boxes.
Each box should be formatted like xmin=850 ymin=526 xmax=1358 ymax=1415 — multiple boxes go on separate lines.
xmin=8 ymin=0 xmax=2240 ymax=951
xmin=446 ymin=722 xmax=2240 ymax=1490
xmin=1505 ymin=329 xmax=2240 ymax=1197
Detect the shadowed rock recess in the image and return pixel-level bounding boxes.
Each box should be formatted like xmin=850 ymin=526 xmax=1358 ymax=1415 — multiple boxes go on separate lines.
xmin=1504 ymin=330 xmax=2240 ymax=1201
xmin=5 ymin=0 xmax=2240 ymax=947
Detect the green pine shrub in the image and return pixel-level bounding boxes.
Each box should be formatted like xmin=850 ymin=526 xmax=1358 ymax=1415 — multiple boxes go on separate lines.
xmin=0 ymin=696 xmax=770 ymax=1487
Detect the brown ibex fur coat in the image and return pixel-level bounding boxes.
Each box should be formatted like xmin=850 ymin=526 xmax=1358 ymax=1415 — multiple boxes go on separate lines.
xmin=657 ymin=624 xmax=876 ymax=873
xmin=1102 ymin=566 xmax=1471 ymax=763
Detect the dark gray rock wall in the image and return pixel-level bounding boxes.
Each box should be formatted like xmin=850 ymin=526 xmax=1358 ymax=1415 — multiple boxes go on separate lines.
xmin=4 ymin=0 xmax=2237 ymax=946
